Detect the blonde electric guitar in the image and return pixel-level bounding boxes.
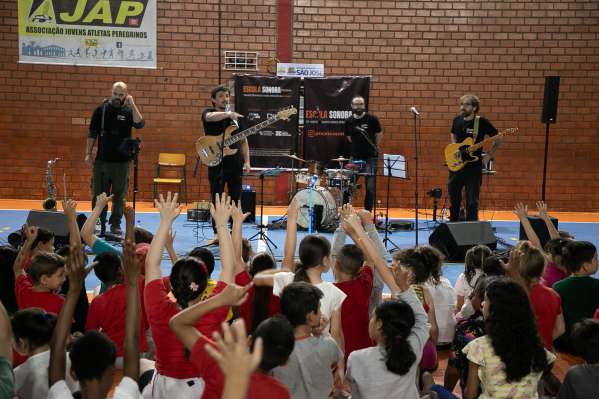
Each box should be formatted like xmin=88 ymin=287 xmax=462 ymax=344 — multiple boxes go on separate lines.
xmin=444 ymin=128 xmax=518 ymax=172
xmin=196 ymin=106 xmax=297 ymax=167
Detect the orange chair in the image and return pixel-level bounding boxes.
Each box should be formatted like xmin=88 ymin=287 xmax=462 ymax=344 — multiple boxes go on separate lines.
xmin=153 ymin=153 xmax=187 ymax=204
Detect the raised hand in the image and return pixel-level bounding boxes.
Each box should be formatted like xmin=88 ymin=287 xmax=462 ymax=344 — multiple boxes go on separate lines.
xmin=66 ymin=243 xmax=88 ymax=293
xmin=391 ymin=263 xmax=412 ymax=293
xmin=95 ymin=192 xmax=113 ymax=210
xmin=357 ymin=209 xmax=373 ymax=227
xmin=536 ymin=201 xmax=549 ymax=218
xmin=231 ymin=201 xmax=251 ymax=225
xmin=219 ymin=283 xmax=252 ymax=307
xmin=287 ymin=198 xmax=300 ymax=222
xmin=210 ymin=193 xmax=232 ymax=227
xmin=155 ymin=192 xmax=181 ymax=223
xmin=23 ymin=224 xmax=39 ymax=243
xmin=205 ymin=319 xmax=262 ymax=379
xmin=122 ymin=239 xmax=141 ymax=280
xmin=167 ymin=229 xmax=176 ymax=247
xmin=62 ymin=199 xmax=78 ymax=219
xmin=513 ymin=202 xmax=528 ymax=219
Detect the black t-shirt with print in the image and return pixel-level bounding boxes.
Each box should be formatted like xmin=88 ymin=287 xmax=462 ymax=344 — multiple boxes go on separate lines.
xmin=344 ymin=113 xmax=381 ymax=159
xmin=201 ymin=108 xmax=243 ymax=171
xmin=88 ymin=103 xmax=144 ymax=162
xmin=450 ymin=115 xmax=498 ymax=168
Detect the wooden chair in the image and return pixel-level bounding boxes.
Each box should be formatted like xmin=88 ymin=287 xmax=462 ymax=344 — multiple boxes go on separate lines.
xmin=153 ymin=153 xmax=187 ymax=204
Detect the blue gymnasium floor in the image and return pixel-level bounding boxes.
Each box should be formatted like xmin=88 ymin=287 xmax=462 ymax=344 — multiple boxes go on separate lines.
xmin=1 ymin=209 xmax=598 ymax=291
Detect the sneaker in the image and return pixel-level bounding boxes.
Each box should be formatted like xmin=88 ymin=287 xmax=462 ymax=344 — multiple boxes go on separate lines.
xmin=110 ymin=225 xmax=122 ymax=236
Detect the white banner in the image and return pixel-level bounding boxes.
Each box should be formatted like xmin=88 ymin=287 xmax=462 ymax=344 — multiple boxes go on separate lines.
xmin=276 ymin=63 xmax=324 ymax=78
xmin=18 ymin=0 xmax=156 ymax=68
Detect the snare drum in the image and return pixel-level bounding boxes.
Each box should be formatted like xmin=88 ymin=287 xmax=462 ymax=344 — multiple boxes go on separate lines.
xmin=292 ymin=187 xmax=337 ymax=229
xmin=326 ymin=169 xmax=353 ymax=190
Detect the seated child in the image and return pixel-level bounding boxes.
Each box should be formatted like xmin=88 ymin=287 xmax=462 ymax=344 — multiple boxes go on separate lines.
xmin=272 ymin=282 xmax=343 ymax=399
xmin=558 ymin=319 xmax=599 ymax=399
xmin=12 ymin=308 xmax=78 ymax=399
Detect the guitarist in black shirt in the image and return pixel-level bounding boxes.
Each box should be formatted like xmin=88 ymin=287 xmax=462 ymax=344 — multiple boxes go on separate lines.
xmin=448 ymin=94 xmax=502 ymax=222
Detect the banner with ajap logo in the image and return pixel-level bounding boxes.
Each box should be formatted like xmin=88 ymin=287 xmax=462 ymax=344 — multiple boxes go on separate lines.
xmin=18 ymin=0 xmax=156 ymax=68
xmin=303 ymin=77 xmax=370 ymax=166
xmin=234 ymin=74 xmax=301 ymax=168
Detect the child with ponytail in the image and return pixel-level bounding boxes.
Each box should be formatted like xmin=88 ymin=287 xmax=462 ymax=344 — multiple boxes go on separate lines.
xmin=142 ymin=192 xmax=236 ymax=398
xmin=341 ymin=211 xmax=429 ymax=399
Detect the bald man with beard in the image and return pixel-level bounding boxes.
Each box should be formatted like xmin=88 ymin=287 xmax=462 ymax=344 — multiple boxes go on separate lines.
xmin=86 ymin=82 xmax=144 ymax=235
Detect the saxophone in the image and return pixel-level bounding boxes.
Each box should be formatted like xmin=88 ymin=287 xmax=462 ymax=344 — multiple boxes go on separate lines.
xmin=42 ymin=158 xmax=60 ymax=210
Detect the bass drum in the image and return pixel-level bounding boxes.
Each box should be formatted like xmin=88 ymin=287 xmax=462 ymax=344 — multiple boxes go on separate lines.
xmin=292 ymin=187 xmax=337 ymax=229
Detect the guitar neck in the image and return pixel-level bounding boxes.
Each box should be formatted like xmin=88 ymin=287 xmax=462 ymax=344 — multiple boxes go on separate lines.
xmin=468 ymin=131 xmax=504 ymax=152
xmin=225 ymin=117 xmax=280 ymax=146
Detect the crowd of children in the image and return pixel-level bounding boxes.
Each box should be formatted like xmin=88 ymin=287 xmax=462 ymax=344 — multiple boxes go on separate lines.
xmin=0 ymin=195 xmax=598 ymax=399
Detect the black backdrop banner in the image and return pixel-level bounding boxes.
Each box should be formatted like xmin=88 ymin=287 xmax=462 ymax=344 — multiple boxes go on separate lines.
xmin=234 ymin=74 xmax=300 ymax=168
xmin=303 ymin=77 xmax=370 ymax=166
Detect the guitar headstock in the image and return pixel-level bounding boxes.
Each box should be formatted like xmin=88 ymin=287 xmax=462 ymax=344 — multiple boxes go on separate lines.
xmin=276 ymin=106 xmax=298 ymax=121
xmin=500 ymin=127 xmax=518 ymax=136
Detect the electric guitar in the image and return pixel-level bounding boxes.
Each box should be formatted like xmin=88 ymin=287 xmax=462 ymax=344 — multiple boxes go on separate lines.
xmin=196 ymin=106 xmax=297 ymax=167
xmin=444 ymin=128 xmax=518 ymax=172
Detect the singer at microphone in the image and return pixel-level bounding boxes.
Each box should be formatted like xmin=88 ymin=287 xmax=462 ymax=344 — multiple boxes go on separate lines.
xmin=343 ymin=95 xmax=383 ymax=211
xmin=202 ymin=84 xmax=251 ymax=238
xmin=87 ymin=81 xmax=144 ymax=236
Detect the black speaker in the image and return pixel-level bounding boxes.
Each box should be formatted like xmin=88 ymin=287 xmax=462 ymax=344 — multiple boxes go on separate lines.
xmin=429 ymin=221 xmax=497 ymax=261
xmin=541 ymin=75 xmax=560 ymax=124
xmin=241 ymin=190 xmax=256 ymax=223
xmin=26 ymin=210 xmax=70 ymax=247
xmin=519 ymin=215 xmax=558 ymax=249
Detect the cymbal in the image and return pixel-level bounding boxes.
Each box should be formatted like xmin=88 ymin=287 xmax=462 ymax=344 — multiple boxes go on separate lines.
xmin=285 ymin=154 xmax=307 ymax=163
xmin=331 ymin=156 xmax=350 ymax=162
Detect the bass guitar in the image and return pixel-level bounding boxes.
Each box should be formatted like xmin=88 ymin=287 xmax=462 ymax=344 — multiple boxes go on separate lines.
xmin=444 ymin=128 xmax=518 ymax=172
xmin=196 ymin=106 xmax=297 ymax=167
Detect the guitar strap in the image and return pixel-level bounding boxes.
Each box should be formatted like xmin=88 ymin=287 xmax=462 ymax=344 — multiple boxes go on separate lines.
xmin=472 ymin=115 xmax=480 ymax=142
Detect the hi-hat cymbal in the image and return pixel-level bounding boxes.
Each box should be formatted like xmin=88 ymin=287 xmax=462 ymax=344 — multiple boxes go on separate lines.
xmin=285 ymin=154 xmax=307 ymax=163
xmin=331 ymin=156 xmax=350 ymax=162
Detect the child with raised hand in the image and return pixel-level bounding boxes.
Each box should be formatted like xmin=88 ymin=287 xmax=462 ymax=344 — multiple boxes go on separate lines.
xmin=507 ymin=240 xmax=565 ymax=350
xmin=49 ymin=239 xmax=143 ymax=398
xmin=392 ymin=246 xmax=442 ymax=371
xmin=332 ymin=205 xmax=382 ymax=360
xmin=553 ymin=241 xmax=599 ymax=353
xmin=143 ymin=192 xmax=223 ymax=398
xmin=455 ymin=244 xmax=491 ymax=318
xmin=462 ymin=278 xmax=555 ymax=399
xmin=170 ymin=284 xmax=294 ymax=399
xmin=271 ymin=282 xmax=343 ymax=399
xmin=86 ymin=206 xmax=150 ymax=367
xmin=558 ymin=319 xmax=599 ymax=399
xmin=255 ymin=200 xmax=347 ymax=349
xmin=341 ymin=211 xmax=429 ymax=399
xmin=12 ymin=308 xmax=79 ymax=398
xmin=13 ymin=225 xmax=66 ymax=315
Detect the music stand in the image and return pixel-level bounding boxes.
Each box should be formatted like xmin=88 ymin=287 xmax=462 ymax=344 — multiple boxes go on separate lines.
xmin=248 ymin=168 xmax=280 ymax=254
xmin=381 ymin=154 xmax=407 ymax=250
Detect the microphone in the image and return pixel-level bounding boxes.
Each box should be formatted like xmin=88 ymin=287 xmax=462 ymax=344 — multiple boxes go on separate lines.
xmin=410 ymin=106 xmax=420 ymax=116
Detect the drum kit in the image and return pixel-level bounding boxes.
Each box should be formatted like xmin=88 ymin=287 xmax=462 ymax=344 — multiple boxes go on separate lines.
xmin=285 ymin=153 xmax=367 ymax=230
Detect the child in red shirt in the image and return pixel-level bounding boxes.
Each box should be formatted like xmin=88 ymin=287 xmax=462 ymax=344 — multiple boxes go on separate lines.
xmin=85 ymin=251 xmax=148 ymax=357
xmin=510 ymin=241 xmax=565 ymax=350
xmin=13 ymin=226 xmax=65 ymax=315
xmin=143 ymin=192 xmax=236 ymax=399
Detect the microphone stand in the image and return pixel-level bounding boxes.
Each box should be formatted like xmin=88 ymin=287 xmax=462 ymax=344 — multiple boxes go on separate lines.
xmin=248 ymin=169 xmax=278 ymax=254
xmin=411 ymin=109 xmax=420 ymax=246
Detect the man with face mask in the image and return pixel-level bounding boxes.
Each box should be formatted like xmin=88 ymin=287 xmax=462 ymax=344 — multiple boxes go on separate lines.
xmin=86 ymin=81 xmax=144 ymax=235
xmin=344 ymin=96 xmax=382 ymax=211
xmin=448 ymin=94 xmax=501 ymax=222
